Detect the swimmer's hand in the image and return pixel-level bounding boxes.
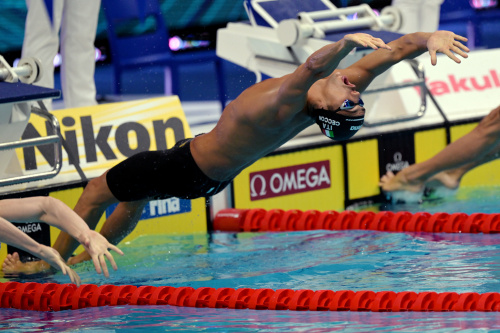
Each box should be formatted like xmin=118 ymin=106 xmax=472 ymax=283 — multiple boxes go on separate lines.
xmin=344 ymin=33 xmax=392 ymax=51
xmin=81 ymin=231 xmax=124 ymax=278
xmin=427 ymin=31 xmax=469 ymax=66
xmin=38 ymin=245 xmax=81 ymax=286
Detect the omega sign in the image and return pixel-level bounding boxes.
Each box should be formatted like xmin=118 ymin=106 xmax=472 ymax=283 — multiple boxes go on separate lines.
xmin=249 ymin=160 xmax=331 ymax=201
xmin=386 ymin=152 xmax=409 ymax=172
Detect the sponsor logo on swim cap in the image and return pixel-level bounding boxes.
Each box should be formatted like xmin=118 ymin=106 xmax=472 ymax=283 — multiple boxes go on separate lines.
xmin=350 ymin=125 xmax=362 ymax=131
xmin=345 ymin=117 xmax=364 ymax=121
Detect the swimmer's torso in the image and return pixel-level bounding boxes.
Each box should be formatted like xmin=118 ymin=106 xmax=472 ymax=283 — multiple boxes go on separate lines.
xmin=191 ymin=75 xmax=315 ymax=181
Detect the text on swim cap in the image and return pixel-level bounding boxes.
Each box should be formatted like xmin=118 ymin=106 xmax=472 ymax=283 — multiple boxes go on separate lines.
xmin=318 ymin=115 xmax=340 ymax=126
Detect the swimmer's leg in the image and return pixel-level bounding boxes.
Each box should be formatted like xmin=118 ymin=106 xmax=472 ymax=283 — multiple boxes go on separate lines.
xmin=426 ymin=140 xmax=500 ymax=191
xmin=381 ymin=105 xmax=500 ymax=195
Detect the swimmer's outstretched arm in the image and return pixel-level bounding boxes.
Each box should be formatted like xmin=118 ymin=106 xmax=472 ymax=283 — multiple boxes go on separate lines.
xmin=0 ymin=216 xmax=81 ymax=286
xmin=341 ymin=30 xmax=470 ymax=93
xmin=276 ymin=33 xmax=391 ymax=119
xmin=0 ymin=197 xmax=124 ymax=277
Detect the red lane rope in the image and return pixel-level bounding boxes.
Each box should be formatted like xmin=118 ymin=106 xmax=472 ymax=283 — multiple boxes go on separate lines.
xmin=213 ymin=209 xmax=500 ymax=234
xmin=1 ymin=281 xmax=499 ymax=312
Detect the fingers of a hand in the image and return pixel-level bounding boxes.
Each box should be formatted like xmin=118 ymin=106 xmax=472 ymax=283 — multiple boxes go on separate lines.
xmin=109 ymin=244 xmax=124 ymax=256
xmin=454 ymin=40 xmax=470 ymax=53
xmin=70 ymin=269 xmax=81 ymax=287
xmin=444 ymin=49 xmax=461 ymax=63
xmin=105 ymin=251 xmax=118 ymax=271
xmin=429 ymin=50 xmax=437 ymax=66
xmin=451 ymin=46 xmax=468 ymax=58
xmin=372 ymin=37 xmax=391 ymax=50
xmin=92 ymin=256 xmax=102 ymax=274
xmin=365 ymin=41 xmax=378 ymax=50
xmin=100 ymin=255 xmax=110 ymax=278
xmin=74 ymin=271 xmax=82 ymax=287
xmin=454 ymin=34 xmax=468 ymax=42
xmin=59 ymin=262 xmax=67 ymax=275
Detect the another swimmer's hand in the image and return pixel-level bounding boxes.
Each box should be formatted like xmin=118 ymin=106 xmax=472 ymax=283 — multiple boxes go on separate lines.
xmin=81 ymin=231 xmax=124 ymax=278
xmin=427 ymin=31 xmax=469 ymax=66
xmin=344 ymin=33 xmax=392 ymax=51
xmin=38 ymin=244 xmax=81 ymax=286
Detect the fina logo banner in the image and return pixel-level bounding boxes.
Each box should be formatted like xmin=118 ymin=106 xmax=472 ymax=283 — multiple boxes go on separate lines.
xmin=249 ymin=160 xmax=331 ymax=201
xmin=106 ymin=197 xmax=192 ymax=220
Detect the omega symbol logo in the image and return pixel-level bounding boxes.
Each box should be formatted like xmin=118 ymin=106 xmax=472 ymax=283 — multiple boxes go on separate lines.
xmin=385 ymin=151 xmax=409 ymax=172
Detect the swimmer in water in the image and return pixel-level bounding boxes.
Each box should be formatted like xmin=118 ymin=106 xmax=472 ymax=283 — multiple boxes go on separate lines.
xmin=380 ymin=104 xmax=500 ymax=197
xmin=5 ymin=30 xmax=469 ymax=272
xmin=0 ymin=196 xmax=123 ymax=285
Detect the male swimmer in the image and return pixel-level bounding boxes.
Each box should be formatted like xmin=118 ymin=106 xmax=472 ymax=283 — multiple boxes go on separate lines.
xmin=4 ymin=30 xmax=469 ymax=272
xmin=380 ymin=104 xmax=500 ymax=198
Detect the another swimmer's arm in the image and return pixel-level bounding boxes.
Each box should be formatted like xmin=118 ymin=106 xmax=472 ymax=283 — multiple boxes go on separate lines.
xmin=0 ymin=197 xmax=123 ymax=277
xmin=0 ymin=216 xmax=81 ymax=285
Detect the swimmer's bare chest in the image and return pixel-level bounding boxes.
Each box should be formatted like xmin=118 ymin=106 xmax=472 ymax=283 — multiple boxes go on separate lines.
xmin=192 ymin=110 xmax=313 ymax=181
xmin=192 ymin=77 xmax=313 ymax=180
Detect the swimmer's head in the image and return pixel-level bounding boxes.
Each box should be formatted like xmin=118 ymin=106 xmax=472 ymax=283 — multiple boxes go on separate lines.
xmin=307 ymin=72 xmax=365 ymax=141
xmin=311 ymin=99 xmax=365 ymax=140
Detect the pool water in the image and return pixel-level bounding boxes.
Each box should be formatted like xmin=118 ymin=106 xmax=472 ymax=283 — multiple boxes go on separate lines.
xmin=1 ymin=186 xmax=500 ymax=332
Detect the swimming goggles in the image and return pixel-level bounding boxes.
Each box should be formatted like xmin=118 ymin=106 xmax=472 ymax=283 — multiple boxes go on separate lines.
xmin=335 ymin=98 xmax=364 ymax=111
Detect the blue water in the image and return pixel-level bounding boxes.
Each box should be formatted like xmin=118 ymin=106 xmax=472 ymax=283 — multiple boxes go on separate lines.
xmin=1 ymin=186 xmax=500 ymax=332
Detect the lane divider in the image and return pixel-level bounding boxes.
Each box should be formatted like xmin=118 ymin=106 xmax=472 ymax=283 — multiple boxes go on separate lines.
xmin=213 ymin=209 xmax=500 ymax=234
xmin=1 ymin=281 xmax=499 ymax=312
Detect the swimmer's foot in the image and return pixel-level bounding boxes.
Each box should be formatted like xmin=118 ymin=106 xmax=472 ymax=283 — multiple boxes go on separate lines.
xmin=379 ymin=170 xmax=425 ymax=204
xmin=422 ymin=170 xmax=461 ymax=199
xmin=2 ymin=252 xmax=51 ymax=274
xmin=425 ymin=170 xmax=461 ymax=191
xmin=67 ymin=250 xmax=92 ymax=266
xmin=379 ymin=170 xmax=425 ymax=194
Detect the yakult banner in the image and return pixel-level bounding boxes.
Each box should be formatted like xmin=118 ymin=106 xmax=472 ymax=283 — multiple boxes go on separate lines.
xmin=364 ymin=48 xmax=500 ymax=129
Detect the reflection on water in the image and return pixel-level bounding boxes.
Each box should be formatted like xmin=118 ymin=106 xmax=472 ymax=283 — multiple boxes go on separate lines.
xmin=2 ymin=305 xmax=500 ymax=332
xmin=1 ymin=186 xmax=500 ymax=331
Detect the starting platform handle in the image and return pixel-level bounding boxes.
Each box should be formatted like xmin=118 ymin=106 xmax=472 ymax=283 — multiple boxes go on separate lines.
xmin=0 ymin=104 xmax=62 ymax=187
xmin=0 ymin=56 xmax=43 ymax=84
xmin=363 ymin=59 xmax=427 ymax=127
xmin=278 ymin=5 xmax=402 ymax=46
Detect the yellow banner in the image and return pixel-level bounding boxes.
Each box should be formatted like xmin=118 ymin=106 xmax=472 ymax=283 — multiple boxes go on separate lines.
xmin=233 ymin=145 xmax=345 ymax=212
xmin=14 ymin=96 xmax=192 ymax=185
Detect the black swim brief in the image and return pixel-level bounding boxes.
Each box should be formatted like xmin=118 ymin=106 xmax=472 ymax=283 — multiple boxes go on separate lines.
xmin=106 ymin=138 xmax=231 ymax=202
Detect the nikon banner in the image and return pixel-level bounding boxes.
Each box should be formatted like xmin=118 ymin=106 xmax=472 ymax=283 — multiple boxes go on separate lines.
xmin=0 ymin=97 xmax=208 ymax=263
xmin=8 ymin=97 xmax=192 ymax=190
